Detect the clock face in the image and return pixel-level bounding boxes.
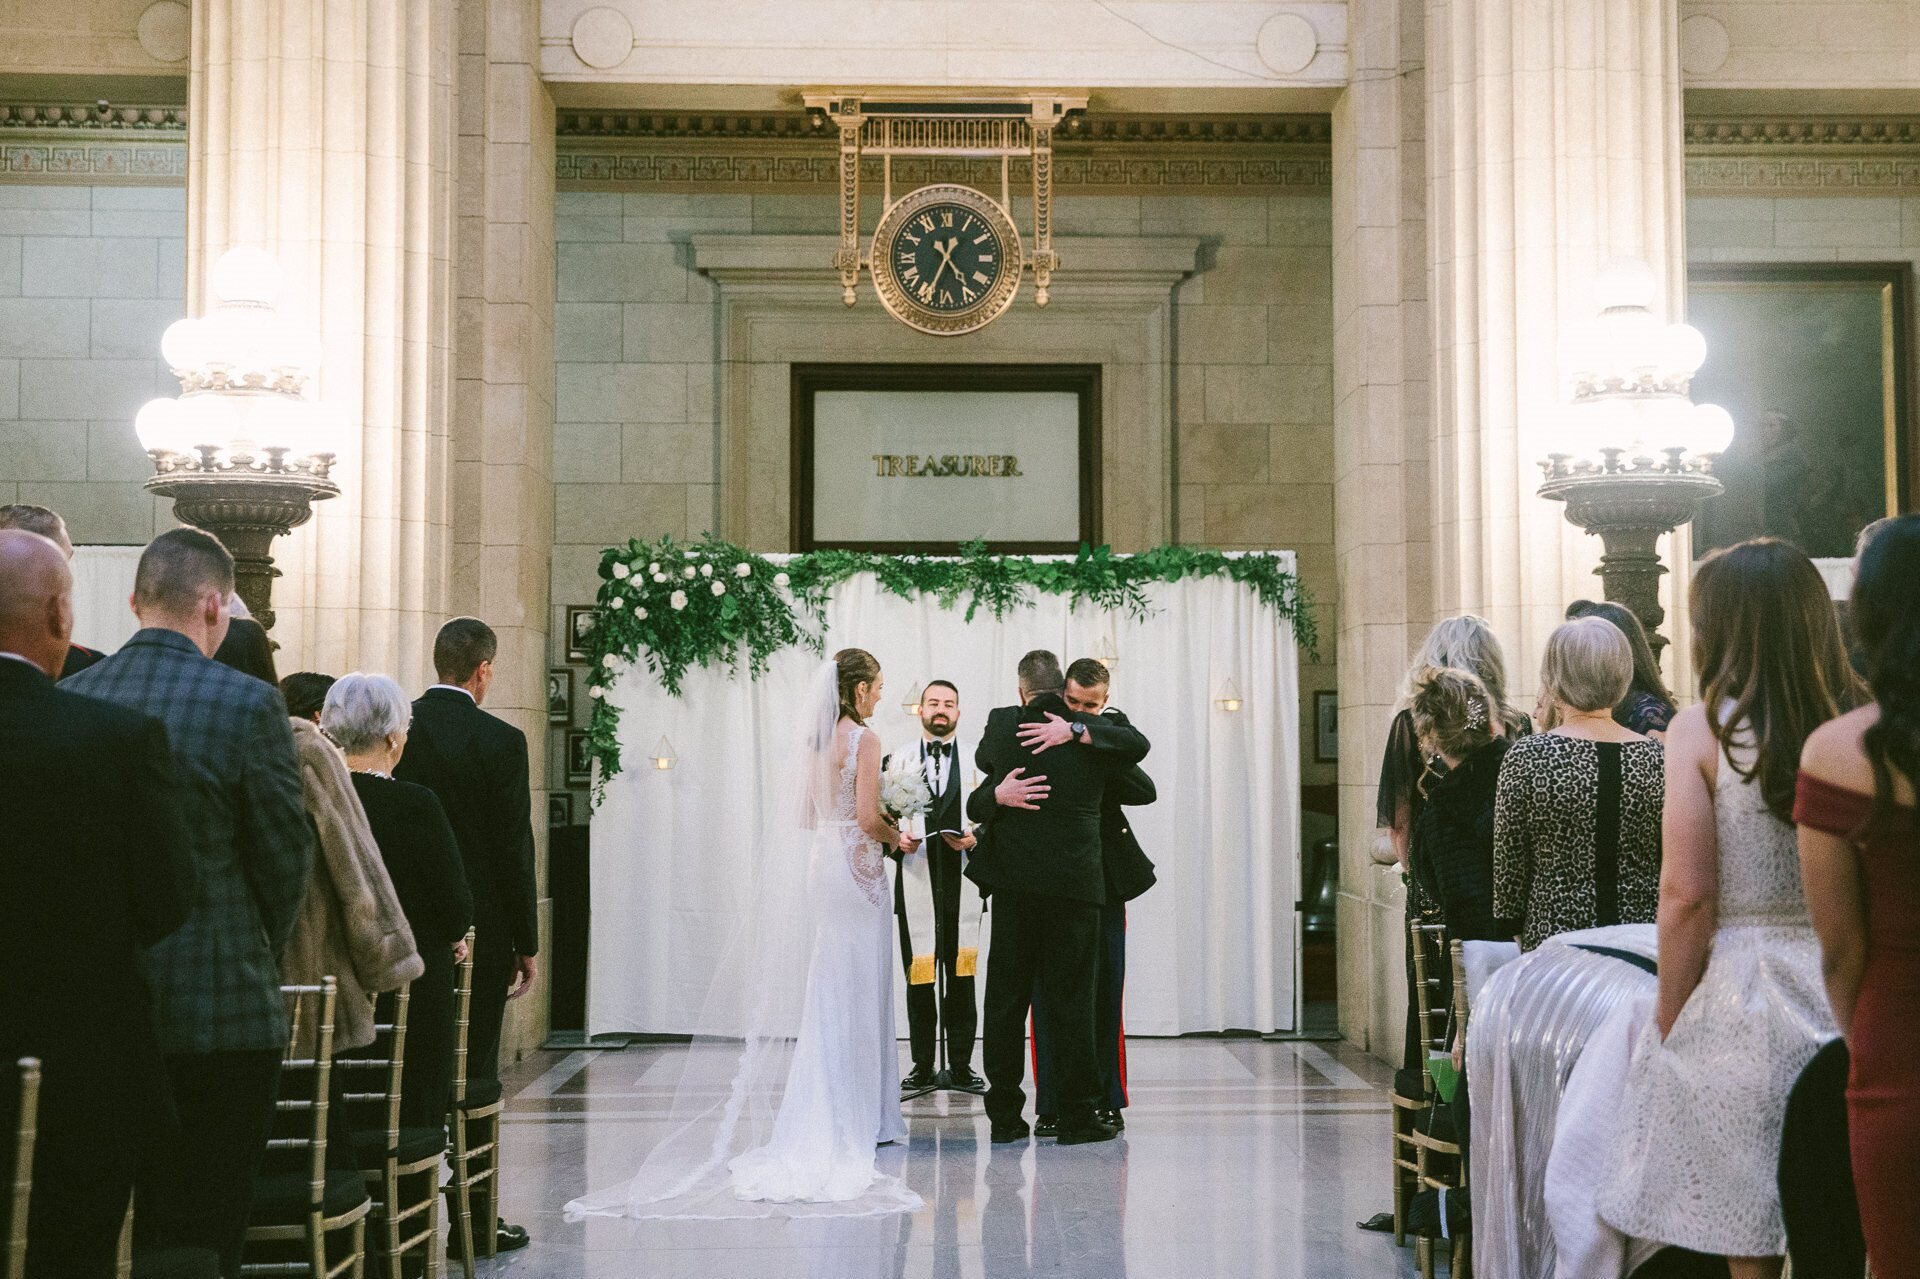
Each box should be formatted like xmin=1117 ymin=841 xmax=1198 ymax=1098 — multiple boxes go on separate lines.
xmin=887 ymin=201 xmax=1004 ymax=313
xmin=870 ymin=185 xmax=1023 ymax=336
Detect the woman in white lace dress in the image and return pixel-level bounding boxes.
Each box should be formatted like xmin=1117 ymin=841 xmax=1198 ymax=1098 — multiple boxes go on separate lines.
xmin=565 ymin=648 xmax=923 ymax=1220
xmin=1599 ymin=540 xmax=1859 ymax=1276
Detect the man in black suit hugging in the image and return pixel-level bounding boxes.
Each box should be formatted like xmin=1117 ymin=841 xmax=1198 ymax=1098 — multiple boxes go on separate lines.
xmin=966 ymin=649 xmax=1148 ymax=1145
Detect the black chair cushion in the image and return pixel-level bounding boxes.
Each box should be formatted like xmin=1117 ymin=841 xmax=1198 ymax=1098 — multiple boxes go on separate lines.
xmin=130 ymin=1248 xmax=221 ymax=1279
xmin=459 ymin=1079 xmax=503 ymax=1110
xmin=1392 ymin=1068 xmax=1428 ymax=1102
xmin=348 ymin=1124 xmax=447 ymax=1167
xmin=250 ymin=1169 xmax=372 ymax=1223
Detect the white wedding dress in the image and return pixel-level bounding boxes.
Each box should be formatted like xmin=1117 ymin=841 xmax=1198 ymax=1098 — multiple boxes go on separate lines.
xmin=565 ymin=664 xmax=920 ymax=1221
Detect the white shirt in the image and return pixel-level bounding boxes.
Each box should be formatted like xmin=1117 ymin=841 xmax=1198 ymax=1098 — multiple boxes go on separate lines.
xmin=427 ymin=683 xmax=476 ymax=701
xmin=920 ymin=736 xmax=954 ymax=795
xmin=0 ymin=651 xmax=44 ymax=673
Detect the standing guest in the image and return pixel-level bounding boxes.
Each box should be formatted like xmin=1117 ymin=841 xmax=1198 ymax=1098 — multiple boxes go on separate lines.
xmin=0 ymin=503 xmax=106 ymax=678
xmin=890 ymin=679 xmax=984 ymax=1093
xmin=1030 ymin=657 xmax=1157 ymax=1134
xmin=1566 ymin=599 xmax=1677 ymax=737
xmin=0 ymin=530 xmax=196 ymax=1279
xmin=280 ymin=671 xmax=336 ymax=723
xmin=391 ymin=618 xmax=537 ymax=1254
xmin=324 ymin=673 xmax=474 ymax=1129
xmin=214 ymin=612 xmax=278 ymax=686
xmin=1493 ymin=617 xmax=1663 ymax=951
xmin=1599 ymin=538 xmax=1857 ymax=1278
xmin=1407 ymin=666 xmax=1515 ymax=943
xmin=63 ymin=528 xmax=313 ymax=1277
xmin=966 ymin=649 xmax=1149 ymax=1146
xmin=1795 ymin=514 xmax=1920 ymax=1279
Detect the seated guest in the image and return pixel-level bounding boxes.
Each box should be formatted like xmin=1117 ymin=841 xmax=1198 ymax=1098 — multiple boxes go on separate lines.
xmin=0 ymin=529 xmax=196 ymax=1279
xmin=0 ymin=503 xmax=106 ymax=678
xmin=1408 ymin=666 xmax=1516 ymax=942
xmin=1796 ymin=514 xmax=1920 ymax=1279
xmin=323 ymin=673 xmax=474 ymax=1128
xmin=1598 ymin=538 xmax=1856 ymax=1279
xmin=1494 ymin=617 xmax=1663 ymax=951
xmin=1566 ymin=599 xmax=1676 ymax=738
xmin=280 ymin=671 xmax=336 ymax=723
xmin=63 ymin=528 xmax=314 ymax=1278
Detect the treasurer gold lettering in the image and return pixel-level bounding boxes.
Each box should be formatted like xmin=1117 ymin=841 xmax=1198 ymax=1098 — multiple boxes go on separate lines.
xmin=871 ymin=454 xmax=1023 ymax=478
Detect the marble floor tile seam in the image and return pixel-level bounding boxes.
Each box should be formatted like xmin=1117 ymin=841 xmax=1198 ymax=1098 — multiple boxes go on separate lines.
xmin=501 ymin=1103 xmax=1393 ymax=1125
xmin=509 ymin=1082 xmax=1385 ymax=1107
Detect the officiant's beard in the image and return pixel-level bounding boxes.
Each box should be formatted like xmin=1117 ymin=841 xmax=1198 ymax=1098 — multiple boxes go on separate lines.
xmin=923 ymin=713 xmax=955 ymax=739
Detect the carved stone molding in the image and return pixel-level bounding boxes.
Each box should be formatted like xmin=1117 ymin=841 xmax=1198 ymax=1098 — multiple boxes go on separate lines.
xmin=0 ymin=102 xmax=189 ymax=184
xmin=1684 ymin=116 xmax=1920 ymax=195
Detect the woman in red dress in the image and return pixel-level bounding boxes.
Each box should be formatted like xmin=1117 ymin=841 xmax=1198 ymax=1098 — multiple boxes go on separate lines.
xmin=1795 ymin=513 xmax=1920 ymax=1279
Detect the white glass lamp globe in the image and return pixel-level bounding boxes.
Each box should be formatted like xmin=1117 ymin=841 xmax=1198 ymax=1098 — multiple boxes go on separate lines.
xmin=1689 ymin=403 xmax=1736 ymax=456
xmin=1593 ymin=256 xmax=1657 ymax=311
xmin=209 ymin=246 xmax=283 ymax=308
xmin=159 ymin=317 xmax=206 ymax=373
xmin=1660 ymin=322 xmax=1708 ymax=378
xmin=134 ymin=398 xmax=186 ymax=455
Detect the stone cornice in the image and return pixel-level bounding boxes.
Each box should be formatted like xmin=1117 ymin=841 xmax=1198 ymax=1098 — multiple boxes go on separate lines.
xmin=1684 ymin=116 xmax=1920 ymax=194
xmin=0 ymin=101 xmax=189 ymax=184
xmin=1685 ymin=117 xmax=1920 ymax=147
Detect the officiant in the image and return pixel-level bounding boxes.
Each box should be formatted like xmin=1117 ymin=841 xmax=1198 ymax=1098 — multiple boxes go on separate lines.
xmin=889 ymin=679 xmax=985 ymax=1091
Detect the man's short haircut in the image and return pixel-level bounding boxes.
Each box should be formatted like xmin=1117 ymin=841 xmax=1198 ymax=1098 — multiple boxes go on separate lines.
xmin=1065 ymin=658 xmax=1110 ymax=690
xmin=133 ymin=527 xmax=235 ymax=612
xmin=923 ymin=679 xmax=959 ymax=700
xmin=434 ymin=616 xmax=498 ymax=683
xmin=0 ymin=504 xmax=68 ymax=549
xmin=1016 ymin=649 xmax=1063 ymax=696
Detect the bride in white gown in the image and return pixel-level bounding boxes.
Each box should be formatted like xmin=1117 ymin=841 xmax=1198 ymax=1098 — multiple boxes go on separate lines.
xmin=565 ymin=648 xmax=924 ymax=1220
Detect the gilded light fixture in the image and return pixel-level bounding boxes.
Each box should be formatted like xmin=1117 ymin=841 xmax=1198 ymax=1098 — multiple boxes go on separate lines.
xmin=1538 ymin=257 xmax=1735 ymax=658
xmin=1215 ymin=678 xmax=1244 ymax=713
xmin=650 ymin=736 xmax=678 ymax=771
xmin=135 ymin=246 xmax=338 ymax=630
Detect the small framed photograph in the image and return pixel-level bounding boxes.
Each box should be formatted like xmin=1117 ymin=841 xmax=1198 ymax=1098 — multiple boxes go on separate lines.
xmin=548 ymin=668 xmax=573 ymax=724
xmin=548 ymin=791 xmax=574 ymax=828
xmin=1314 ymin=690 xmax=1339 ymax=763
xmin=564 ymin=605 xmax=596 ymax=663
xmin=566 ymin=730 xmax=594 ymax=786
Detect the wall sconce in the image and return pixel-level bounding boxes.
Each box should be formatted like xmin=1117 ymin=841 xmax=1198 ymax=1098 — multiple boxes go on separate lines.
xmin=1096 ymin=634 xmax=1120 ymax=672
xmin=1215 ymin=678 xmax=1243 ymax=713
xmin=901 ymin=676 xmax=922 ymax=717
xmin=650 ymin=735 xmax=678 ymax=770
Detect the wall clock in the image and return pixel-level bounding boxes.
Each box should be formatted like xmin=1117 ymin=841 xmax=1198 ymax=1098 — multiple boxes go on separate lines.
xmin=870 ymin=185 xmax=1024 ymax=336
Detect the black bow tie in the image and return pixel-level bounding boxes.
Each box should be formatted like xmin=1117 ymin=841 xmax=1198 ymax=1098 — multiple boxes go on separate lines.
xmin=927 ymin=741 xmax=949 ymax=759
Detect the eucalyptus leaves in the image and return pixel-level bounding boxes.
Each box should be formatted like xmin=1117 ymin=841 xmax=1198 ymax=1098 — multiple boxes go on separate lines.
xmin=575 ymin=536 xmax=1316 ymax=802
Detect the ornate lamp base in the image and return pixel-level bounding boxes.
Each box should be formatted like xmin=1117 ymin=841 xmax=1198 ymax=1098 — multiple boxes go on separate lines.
xmin=1537 ymin=469 xmax=1723 ymax=661
xmin=144 ymin=474 xmax=338 ymax=631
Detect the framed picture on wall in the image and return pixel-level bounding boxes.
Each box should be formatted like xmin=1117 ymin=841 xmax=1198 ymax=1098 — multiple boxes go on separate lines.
xmin=548 ymin=791 xmax=574 ymax=828
xmin=564 ymin=605 xmax=596 ymax=663
xmin=565 ymin=730 xmax=594 ymax=786
xmin=1314 ymin=690 xmax=1338 ymax=763
xmin=1687 ymin=264 xmax=1914 ymax=559
xmin=548 ymin=668 xmax=573 ymax=724
xmin=791 ymin=363 xmax=1102 ymax=553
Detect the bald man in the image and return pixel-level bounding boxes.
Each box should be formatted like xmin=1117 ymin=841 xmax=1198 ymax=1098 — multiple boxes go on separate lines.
xmin=0 ymin=529 xmax=195 ymax=1279
xmin=0 ymin=504 xmax=106 ymax=678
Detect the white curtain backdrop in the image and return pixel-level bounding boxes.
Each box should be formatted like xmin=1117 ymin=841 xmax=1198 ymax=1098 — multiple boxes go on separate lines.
xmin=69 ymin=545 xmax=144 ymax=655
xmin=587 ymin=558 xmax=1302 ymax=1038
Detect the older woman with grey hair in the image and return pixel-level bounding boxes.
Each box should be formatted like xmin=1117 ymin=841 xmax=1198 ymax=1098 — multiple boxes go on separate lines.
xmin=1493 ymin=618 xmax=1665 ymax=950
xmin=323 ymin=673 xmax=474 ymax=1128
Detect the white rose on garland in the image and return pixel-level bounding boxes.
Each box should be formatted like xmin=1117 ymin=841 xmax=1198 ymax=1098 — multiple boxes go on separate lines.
xmin=608 ymin=596 xmax=624 ymax=610
xmin=774 ymin=572 xmax=790 ymax=588
xmin=682 ymin=566 xmax=697 ymax=579
xmin=634 ymin=607 xmax=647 ymax=620
xmin=710 ymin=580 xmax=725 ymax=596
xmin=733 ymin=562 xmax=751 ymax=578
xmin=670 ymin=590 xmax=688 ymax=610
xmin=611 ymin=562 xmax=630 ymax=579
xmin=590 ymin=685 xmax=605 ymax=700
xmin=700 ymin=563 xmax=713 ymax=578
xmin=652 ymin=572 xmax=667 ymax=583
xmin=648 ymin=562 xmax=660 ymax=574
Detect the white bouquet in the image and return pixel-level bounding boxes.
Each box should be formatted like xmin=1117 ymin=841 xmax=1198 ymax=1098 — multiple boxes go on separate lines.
xmin=879 ymin=751 xmax=933 ymax=838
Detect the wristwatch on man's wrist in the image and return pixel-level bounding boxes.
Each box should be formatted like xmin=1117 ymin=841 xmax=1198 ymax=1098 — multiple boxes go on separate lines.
xmin=1071 ymin=722 xmax=1089 ymax=743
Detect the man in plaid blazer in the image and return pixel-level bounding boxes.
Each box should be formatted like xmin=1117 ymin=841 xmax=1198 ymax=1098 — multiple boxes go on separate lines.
xmin=64 ymin=528 xmax=314 ymax=1276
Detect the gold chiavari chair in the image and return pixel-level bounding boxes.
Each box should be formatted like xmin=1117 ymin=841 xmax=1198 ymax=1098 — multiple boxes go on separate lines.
xmin=242 ymin=978 xmax=371 ymax=1279
xmin=1391 ymin=921 xmax=1448 ymax=1246
xmin=337 ymin=986 xmax=441 ymax=1279
xmin=5 ymin=1058 xmax=40 ymax=1279
xmin=1406 ymin=939 xmax=1471 ymax=1278
xmin=441 ymin=932 xmax=496 ymax=1279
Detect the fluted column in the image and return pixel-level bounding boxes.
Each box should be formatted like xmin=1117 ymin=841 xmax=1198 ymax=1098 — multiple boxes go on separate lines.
xmin=186 ymin=0 xmax=457 ymax=687
xmin=1426 ymin=0 xmax=1693 ymax=693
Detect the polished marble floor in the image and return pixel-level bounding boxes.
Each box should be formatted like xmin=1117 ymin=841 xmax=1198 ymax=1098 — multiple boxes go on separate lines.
xmin=475 ymin=1037 xmax=1418 ymax=1278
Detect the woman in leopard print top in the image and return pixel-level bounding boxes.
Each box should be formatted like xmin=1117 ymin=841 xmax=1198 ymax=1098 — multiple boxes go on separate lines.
xmin=1494 ymin=618 xmax=1665 ymax=950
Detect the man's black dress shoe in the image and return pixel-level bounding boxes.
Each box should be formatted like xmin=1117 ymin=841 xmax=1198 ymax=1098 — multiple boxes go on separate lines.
xmin=1055 ymin=1117 xmax=1119 ymax=1146
xmin=447 ymin=1219 xmax=530 ymax=1257
xmin=948 ymin=1067 xmax=985 ymax=1091
xmin=989 ymin=1119 xmax=1031 ymax=1143
xmin=1032 ymin=1114 xmax=1059 ymax=1138
xmin=900 ymin=1068 xmax=937 ymax=1092
xmin=1095 ymin=1108 xmax=1125 ymax=1130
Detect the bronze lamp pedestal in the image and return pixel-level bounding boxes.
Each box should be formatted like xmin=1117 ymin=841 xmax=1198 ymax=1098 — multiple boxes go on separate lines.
xmin=145 ymin=461 xmax=337 ymax=631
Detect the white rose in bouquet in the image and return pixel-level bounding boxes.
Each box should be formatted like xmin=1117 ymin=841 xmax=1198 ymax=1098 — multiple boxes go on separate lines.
xmin=670 ymin=590 xmax=688 ymax=611
xmin=879 ymin=751 xmax=933 ymax=835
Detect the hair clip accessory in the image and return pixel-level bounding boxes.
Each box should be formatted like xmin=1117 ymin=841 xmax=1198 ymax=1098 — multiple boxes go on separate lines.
xmin=1465 ymin=698 xmax=1487 ymax=729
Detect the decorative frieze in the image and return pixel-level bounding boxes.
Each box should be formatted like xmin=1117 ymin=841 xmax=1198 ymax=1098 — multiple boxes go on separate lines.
xmin=1684 ymin=117 xmax=1920 ymax=194
xmin=0 ymin=102 xmax=188 ymax=184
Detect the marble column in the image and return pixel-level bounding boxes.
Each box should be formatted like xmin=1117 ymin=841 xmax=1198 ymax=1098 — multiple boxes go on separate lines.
xmin=1331 ymin=0 xmax=1434 ymax=1055
xmin=186 ymin=0 xmax=457 ymax=687
xmin=451 ymin=0 xmax=556 ymax=1056
xmin=1426 ymin=0 xmax=1693 ymax=694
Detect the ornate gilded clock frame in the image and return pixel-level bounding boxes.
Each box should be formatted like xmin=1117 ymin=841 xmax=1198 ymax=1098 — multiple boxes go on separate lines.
xmin=803 ymin=93 xmax=1088 ymax=336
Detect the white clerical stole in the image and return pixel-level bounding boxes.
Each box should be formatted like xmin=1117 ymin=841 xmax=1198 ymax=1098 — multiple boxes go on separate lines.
xmin=894 ymin=737 xmax=982 ymax=986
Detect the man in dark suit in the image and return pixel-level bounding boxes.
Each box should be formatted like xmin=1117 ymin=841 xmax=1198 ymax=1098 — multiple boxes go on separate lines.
xmin=0 ymin=504 xmax=106 ymax=677
xmin=890 ymin=679 xmax=984 ymax=1092
xmin=392 ymin=617 xmax=538 ymax=1254
xmin=0 ymin=529 xmax=197 ymax=1279
xmin=63 ymin=528 xmax=313 ymax=1277
xmin=1027 ymin=658 xmax=1157 ymax=1134
xmin=966 ymin=649 xmax=1148 ymax=1145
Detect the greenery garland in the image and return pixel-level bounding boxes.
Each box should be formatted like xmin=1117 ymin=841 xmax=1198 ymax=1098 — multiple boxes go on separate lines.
xmin=575 ymin=536 xmax=1317 ymax=802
